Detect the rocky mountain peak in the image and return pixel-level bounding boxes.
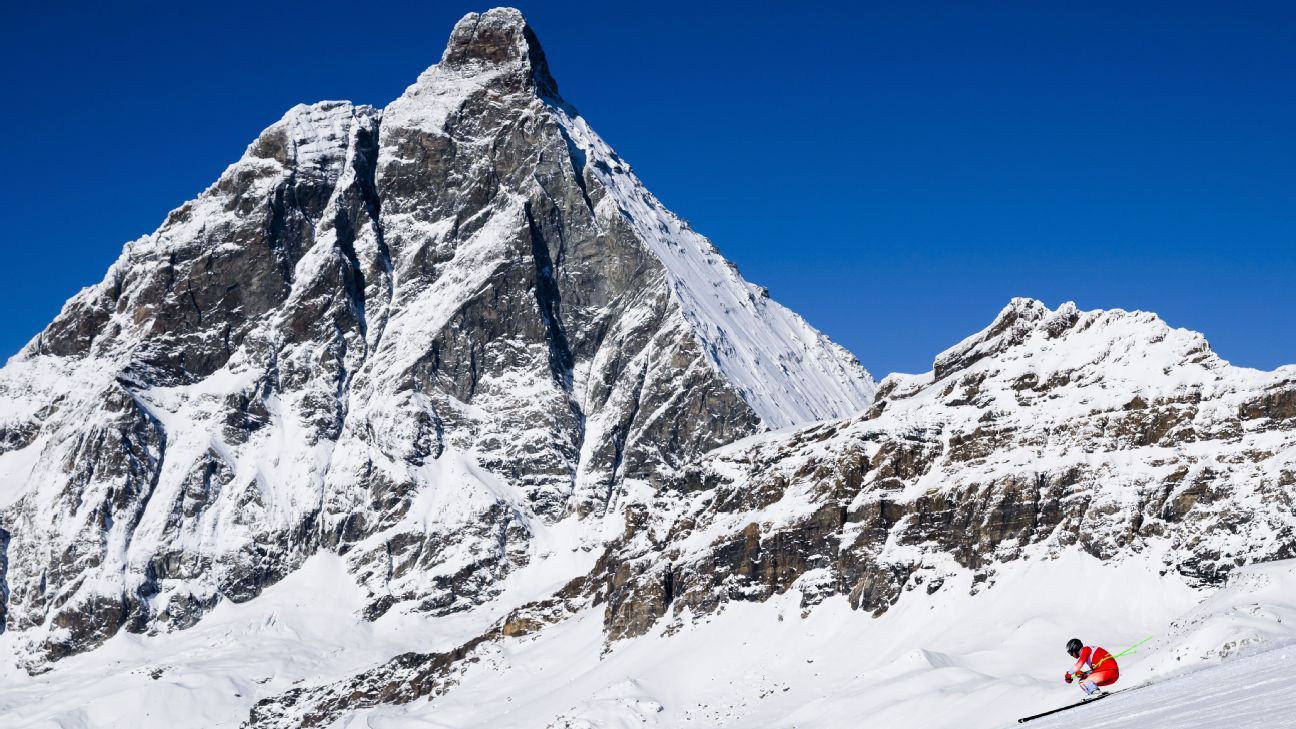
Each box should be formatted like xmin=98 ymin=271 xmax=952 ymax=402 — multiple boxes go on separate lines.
xmin=436 ymin=8 xmax=559 ymax=98
xmin=0 ymin=6 xmax=874 ymax=672
xmin=870 ymin=297 xmax=1240 ymax=419
xmin=929 ymin=297 xmax=1223 ymax=386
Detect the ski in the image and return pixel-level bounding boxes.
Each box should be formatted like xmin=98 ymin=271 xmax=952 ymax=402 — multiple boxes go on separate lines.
xmin=1017 ymin=692 xmax=1112 ymax=723
xmin=1017 ymin=680 xmax=1154 ymax=723
xmin=1010 ymin=679 xmax=1156 ymax=716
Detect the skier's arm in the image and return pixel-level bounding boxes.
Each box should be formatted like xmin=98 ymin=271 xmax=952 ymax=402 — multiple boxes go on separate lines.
xmin=1070 ymin=646 xmax=1092 ymax=676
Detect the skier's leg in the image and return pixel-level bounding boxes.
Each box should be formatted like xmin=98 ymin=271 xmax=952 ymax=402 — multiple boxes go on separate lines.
xmin=1080 ymin=668 xmax=1118 ymax=696
xmin=1087 ymin=669 xmax=1119 ymax=687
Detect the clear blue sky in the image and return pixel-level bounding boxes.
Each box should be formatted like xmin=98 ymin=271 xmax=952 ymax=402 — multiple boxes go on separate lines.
xmin=2 ymin=1 xmax=1292 ymax=377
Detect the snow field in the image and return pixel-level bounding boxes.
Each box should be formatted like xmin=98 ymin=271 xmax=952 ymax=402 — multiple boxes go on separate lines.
xmin=3 ymin=538 xmax=1295 ymax=728
xmin=312 ymin=552 xmax=1293 ymax=728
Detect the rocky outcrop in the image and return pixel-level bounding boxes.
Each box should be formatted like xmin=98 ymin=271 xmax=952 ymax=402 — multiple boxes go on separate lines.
xmin=0 ymin=8 xmax=872 ymax=670
xmin=590 ymin=299 xmax=1296 ymax=639
xmin=0 ymin=526 xmax=9 ymax=633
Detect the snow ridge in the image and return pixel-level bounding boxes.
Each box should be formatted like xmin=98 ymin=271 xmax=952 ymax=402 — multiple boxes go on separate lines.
xmin=550 ymin=105 xmax=876 ymax=427
xmin=383 ymin=7 xmax=876 ymax=429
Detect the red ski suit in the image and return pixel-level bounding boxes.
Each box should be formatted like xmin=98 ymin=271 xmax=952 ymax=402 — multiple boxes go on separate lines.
xmin=1069 ymin=645 xmax=1119 ymax=687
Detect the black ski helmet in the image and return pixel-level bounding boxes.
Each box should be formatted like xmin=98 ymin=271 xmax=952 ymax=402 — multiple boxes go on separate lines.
xmin=1066 ymin=638 xmax=1083 ymax=657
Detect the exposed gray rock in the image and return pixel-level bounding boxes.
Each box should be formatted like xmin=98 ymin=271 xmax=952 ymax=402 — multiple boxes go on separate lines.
xmin=0 ymin=526 xmax=9 ymax=634
xmin=590 ymin=299 xmax=1296 ymax=642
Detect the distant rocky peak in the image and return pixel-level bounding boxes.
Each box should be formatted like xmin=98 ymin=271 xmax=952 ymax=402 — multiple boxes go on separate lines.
xmin=933 ymin=298 xmax=1066 ymax=381
xmin=437 ymin=8 xmax=559 ymax=97
xmin=930 ymin=297 xmax=1220 ymax=384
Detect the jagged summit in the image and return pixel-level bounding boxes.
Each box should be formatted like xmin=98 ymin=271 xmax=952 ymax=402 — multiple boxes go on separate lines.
xmin=929 ymin=297 xmax=1219 ymax=384
xmin=380 ymin=7 xmax=876 ymax=427
xmin=439 ymin=8 xmax=560 ymax=97
xmin=873 ymin=297 xmax=1249 ymax=417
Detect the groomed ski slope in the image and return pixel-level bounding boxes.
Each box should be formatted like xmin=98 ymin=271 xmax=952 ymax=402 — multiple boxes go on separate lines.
xmin=1022 ymin=645 xmax=1296 ymax=728
xmin=2 ymin=547 xmax=1294 ymax=728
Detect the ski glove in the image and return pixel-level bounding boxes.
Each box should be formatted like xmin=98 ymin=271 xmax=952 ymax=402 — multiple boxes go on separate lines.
xmin=1065 ymin=672 xmax=1073 ymax=683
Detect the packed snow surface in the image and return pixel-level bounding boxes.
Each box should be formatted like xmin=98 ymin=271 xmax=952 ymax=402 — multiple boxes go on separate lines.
xmin=5 ymin=552 xmax=1294 ymax=728
xmin=1024 ymin=646 xmax=1296 ymax=728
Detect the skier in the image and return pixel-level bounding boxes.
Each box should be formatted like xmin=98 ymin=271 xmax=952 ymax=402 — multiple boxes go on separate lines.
xmin=1064 ymin=638 xmax=1118 ymax=698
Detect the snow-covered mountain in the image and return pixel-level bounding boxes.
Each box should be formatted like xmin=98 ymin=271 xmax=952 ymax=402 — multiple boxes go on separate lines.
xmin=0 ymin=7 xmax=872 ymax=672
xmin=2 ymin=8 xmax=1294 ymax=729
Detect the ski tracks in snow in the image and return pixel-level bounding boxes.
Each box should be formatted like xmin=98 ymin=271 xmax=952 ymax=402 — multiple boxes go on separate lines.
xmin=1021 ymin=645 xmax=1296 ymax=728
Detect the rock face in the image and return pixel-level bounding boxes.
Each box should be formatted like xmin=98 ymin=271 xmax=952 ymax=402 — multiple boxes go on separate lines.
xmin=0 ymin=8 xmax=874 ymax=670
xmin=594 ymin=298 xmax=1296 ymax=640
